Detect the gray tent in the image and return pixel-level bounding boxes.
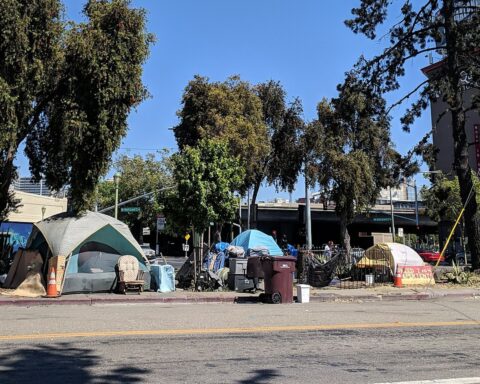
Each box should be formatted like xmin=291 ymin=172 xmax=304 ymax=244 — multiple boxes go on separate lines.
xmin=26 ymin=211 xmax=150 ymax=294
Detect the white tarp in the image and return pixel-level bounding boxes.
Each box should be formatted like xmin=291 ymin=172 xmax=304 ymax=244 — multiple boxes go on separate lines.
xmin=358 ymin=243 xmax=425 ymax=274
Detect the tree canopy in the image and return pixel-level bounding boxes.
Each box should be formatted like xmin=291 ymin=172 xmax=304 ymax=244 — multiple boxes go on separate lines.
xmin=0 ymin=0 xmax=63 ymax=219
xmin=173 ymin=76 xmax=305 ymax=227
xmin=308 ymin=75 xmax=398 ymax=251
xmin=0 ymin=0 xmax=153 ymax=219
xmin=346 ymin=0 xmax=480 ymax=268
xmin=161 ymin=139 xmax=244 ymax=233
xmin=422 ymin=172 xmax=480 ymax=222
xmin=95 ymin=152 xmax=172 ymax=238
xmin=174 ymin=75 xmax=268 ymax=193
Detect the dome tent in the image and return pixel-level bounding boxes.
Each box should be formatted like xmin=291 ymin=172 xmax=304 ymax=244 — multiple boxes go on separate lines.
xmin=26 ymin=211 xmax=150 ymax=294
xmin=356 ymin=243 xmax=424 ymax=275
xmin=231 ymin=229 xmax=283 ymax=256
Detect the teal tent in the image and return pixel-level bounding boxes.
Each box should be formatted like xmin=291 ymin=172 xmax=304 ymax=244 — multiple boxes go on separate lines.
xmin=26 ymin=211 xmax=150 ymax=294
xmin=230 ymin=229 xmax=283 ymax=256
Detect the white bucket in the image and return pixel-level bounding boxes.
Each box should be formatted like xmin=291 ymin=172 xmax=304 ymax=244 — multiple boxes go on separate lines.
xmin=365 ymin=274 xmax=374 ymax=285
xmin=297 ymin=284 xmax=310 ymax=303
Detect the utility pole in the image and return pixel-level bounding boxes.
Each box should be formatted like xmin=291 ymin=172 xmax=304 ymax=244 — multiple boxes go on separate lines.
xmin=414 ymin=180 xmax=419 ymax=227
xmin=238 ymin=194 xmax=242 ymax=231
xmin=114 ymin=172 xmax=121 ymax=219
xmin=247 ymin=189 xmax=251 ymax=230
xmin=390 ymin=186 xmax=395 ymax=242
xmin=305 ymin=171 xmax=312 ymax=249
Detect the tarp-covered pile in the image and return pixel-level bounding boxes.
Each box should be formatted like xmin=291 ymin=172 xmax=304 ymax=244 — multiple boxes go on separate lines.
xmin=0 ymin=250 xmax=46 ymax=297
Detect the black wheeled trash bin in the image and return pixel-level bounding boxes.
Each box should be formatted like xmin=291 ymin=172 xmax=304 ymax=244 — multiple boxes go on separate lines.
xmin=260 ymin=256 xmax=296 ymax=304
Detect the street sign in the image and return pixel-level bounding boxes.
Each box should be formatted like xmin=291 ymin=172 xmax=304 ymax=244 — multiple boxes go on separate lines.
xmin=157 ymin=216 xmax=166 ymax=231
xmin=121 ymin=207 xmax=140 ymax=213
xmin=398 ymin=227 xmax=404 ymax=237
xmin=182 ymin=243 xmax=190 ymax=252
xmin=142 ymin=227 xmax=150 ymax=236
xmin=185 ymin=233 xmax=190 ymax=241
xmin=373 ymin=217 xmax=391 ymax=222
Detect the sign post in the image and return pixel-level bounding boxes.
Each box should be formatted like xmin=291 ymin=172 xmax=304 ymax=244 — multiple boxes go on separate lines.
xmin=182 ymin=243 xmax=190 ymax=258
xmin=398 ymin=227 xmax=405 ymax=244
xmin=184 ymin=233 xmax=191 ymax=258
xmin=156 ymin=215 xmax=166 ymax=256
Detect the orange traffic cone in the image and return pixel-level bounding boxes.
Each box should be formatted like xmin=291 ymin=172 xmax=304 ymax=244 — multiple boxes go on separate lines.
xmin=45 ymin=267 xmax=59 ymax=298
xmin=394 ymin=266 xmax=403 ymax=288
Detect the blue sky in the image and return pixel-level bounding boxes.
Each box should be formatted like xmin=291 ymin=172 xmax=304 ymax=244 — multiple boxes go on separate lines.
xmin=17 ymin=0 xmax=433 ymax=200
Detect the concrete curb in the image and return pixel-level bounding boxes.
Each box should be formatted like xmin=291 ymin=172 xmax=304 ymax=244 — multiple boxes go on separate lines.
xmin=0 ymin=296 xmax=241 ymax=307
xmin=1 ymin=290 xmax=479 ymax=307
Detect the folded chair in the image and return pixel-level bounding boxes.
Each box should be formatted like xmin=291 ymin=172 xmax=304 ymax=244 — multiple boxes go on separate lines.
xmin=116 ymin=255 xmax=145 ymax=294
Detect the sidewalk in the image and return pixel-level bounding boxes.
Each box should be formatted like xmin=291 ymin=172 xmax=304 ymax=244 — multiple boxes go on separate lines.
xmin=1 ymin=285 xmax=480 ymax=307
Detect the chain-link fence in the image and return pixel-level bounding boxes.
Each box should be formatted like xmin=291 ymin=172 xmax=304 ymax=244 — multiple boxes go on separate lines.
xmin=298 ymin=247 xmax=393 ymax=289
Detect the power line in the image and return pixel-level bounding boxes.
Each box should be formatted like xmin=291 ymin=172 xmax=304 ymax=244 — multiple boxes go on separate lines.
xmin=118 ymin=147 xmax=175 ymax=151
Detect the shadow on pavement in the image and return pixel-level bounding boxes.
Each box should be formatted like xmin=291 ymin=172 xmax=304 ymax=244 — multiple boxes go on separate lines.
xmin=234 ymin=296 xmax=261 ymax=304
xmin=237 ymin=369 xmax=281 ymax=383
xmin=0 ymin=342 xmax=150 ymax=384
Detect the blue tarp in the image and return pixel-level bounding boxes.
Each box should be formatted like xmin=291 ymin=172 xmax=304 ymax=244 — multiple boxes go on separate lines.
xmin=230 ymin=230 xmax=284 ymax=256
xmin=203 ymin=251 xmax=226 ymax=273
xmin=150 ymin=264 xmax=175 ymax=293
xmin=215 ymin=242 xmax=230 ymax=252
xmin=287 ymin=244 xmax=298 ymax=257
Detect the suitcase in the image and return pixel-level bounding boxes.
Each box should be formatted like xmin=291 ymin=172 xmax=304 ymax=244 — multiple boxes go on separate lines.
xmin=227 ymin=274 xmax=254 ymax=292
xmin=229 ymin=258 xmax=248 ymax=275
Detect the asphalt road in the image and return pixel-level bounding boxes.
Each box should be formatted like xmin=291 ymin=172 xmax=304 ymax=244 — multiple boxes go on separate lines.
xmin=1 ymin=298 xmax=480 ymax=384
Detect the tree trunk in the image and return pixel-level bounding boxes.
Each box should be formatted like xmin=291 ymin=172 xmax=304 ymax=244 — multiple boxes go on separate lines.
xmin=339 ymin=212 xmax=352 ymax=264
xmin=452 ymin=113 xmax=480 ymax=269
xmin=0 ymin=147 xmax=19 ymax=221
xmin=445 ymin=0 xmax=480 ymax=270
xmin=249 ymin=181 xmax=261 ymax=229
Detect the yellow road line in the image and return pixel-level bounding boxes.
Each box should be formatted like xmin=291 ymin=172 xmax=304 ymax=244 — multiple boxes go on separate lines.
xmin=1 ymin=320 xmax=479 ymax=341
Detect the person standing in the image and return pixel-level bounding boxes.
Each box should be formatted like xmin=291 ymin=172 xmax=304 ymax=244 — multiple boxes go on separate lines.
xmin=271 ymin=229 xmax=278 ymax=244
xmin=324 ymin=241 xmax=334 ymax=258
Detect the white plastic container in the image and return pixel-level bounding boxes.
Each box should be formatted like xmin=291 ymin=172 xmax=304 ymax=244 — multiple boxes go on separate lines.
xmin=296 ymin=284 xmax=310 ymax=303
xmin=365 ymin=274 xmax=374 ymax=285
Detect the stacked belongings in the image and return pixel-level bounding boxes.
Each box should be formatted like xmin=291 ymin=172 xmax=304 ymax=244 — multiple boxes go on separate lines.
xmin=227 ymin=246 xmax=253 ymax=292
xmin=228 ymin=230 xmax=285 ymax=293
xmin=203 ymin=242 xmax=229 ymax=274
xmin=176 ymin=257 xmax=194 ymax=289
xmin=1 ymin=249 xmax=46 ymax=297
xmin=227 ymin=245 xmax=245 ymax=258
xmin=196 ymin=242 xmax=231 ymax=291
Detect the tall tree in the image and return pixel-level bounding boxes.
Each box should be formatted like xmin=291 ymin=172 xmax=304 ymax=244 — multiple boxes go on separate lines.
xmin=0 ymin=0 xmax=63 ymax=220
xmin=174 ymin=75 xmax=268 ymax=198
xmin=160 ymin=139 xmax=244 ymax=234
xmin=0 ymin=0 xmax=153 ymax=219
xmin=174 ymin=77 xmax=304 ymax=227
xmin=309 ymin=75 xmax=398 ymax=253
xmin=346 ymin=1 xmax=480 ymax=268
xmin=256 ymin=81 xmax=305 ymax=218
xmin=95 ymin=152 xmax=172 ymax=239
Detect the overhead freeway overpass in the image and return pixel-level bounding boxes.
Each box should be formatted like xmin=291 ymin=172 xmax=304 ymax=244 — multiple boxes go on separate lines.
xmin=239 ymin=202 xmax=437 ymax=248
